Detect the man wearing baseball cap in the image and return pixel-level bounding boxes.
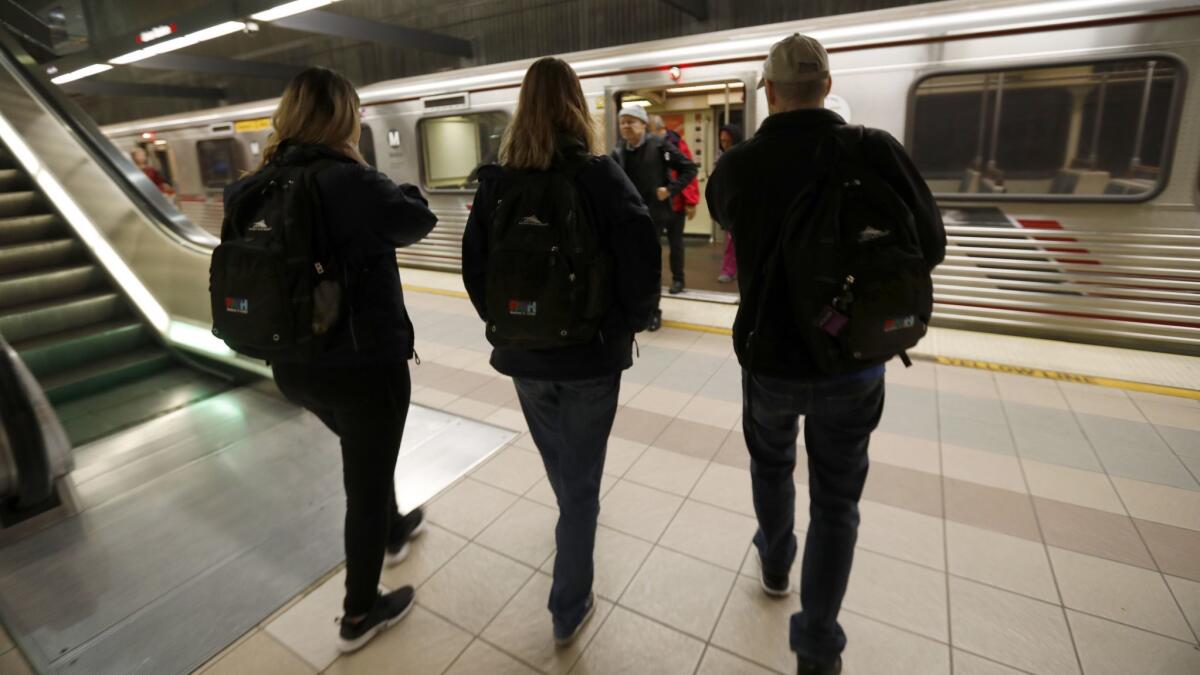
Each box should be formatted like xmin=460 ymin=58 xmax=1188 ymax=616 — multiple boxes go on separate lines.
xmin=707 ymin=33 xmax=945 ymax=675
xmin=612 ymin=104 xmax=698 ymax=330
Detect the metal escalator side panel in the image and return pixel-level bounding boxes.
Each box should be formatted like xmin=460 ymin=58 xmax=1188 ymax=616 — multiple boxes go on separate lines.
xmin=0 ymin=338 xmax=68 ymax=508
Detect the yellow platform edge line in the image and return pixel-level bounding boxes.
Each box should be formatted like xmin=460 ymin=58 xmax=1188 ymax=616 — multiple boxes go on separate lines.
xmin=404 ymin=285 xmax=1199 ymax=400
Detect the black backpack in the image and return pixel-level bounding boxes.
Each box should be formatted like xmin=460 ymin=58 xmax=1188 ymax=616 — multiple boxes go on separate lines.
xmin=484 ymin=162 xmax=611 ymax=349
xmin=756 ymin=125 xmax=933 ymax=373
xmin=209 ymin=153 xmax=347 ymax=362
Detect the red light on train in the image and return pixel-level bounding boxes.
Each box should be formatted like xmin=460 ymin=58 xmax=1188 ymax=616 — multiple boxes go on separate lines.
xmin=668 ymin=66 xmax=682 ymax=81
xmin=141 ymin=131 xmax=155 ymax=140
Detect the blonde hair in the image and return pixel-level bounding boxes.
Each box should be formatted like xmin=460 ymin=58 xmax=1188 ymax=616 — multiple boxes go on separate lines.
xmin=260 ymin=67 xmax=360 ymax=168
xmin=499 ymin=57 xmax=596 ymax=170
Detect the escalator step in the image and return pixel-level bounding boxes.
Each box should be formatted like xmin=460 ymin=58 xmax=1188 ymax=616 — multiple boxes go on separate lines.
xmin=0 ymin=239 xmax=85 ymax=276
xmin=0 ymin=291 xmax=129 ymax=343
xmin=39 ymin=347 xmax=174 ymax=405
xmin=0 ymin=191 xmax=42 ymax=219
xmin=0 ymin=265 xmax=105 ymax=310
xmin=0 ymin=214 xmax=65 ymax=246
xmin=0 ymin=169 xmax=30 ymax=192
xmin=12 ymin=319 xmax=149 ymax=380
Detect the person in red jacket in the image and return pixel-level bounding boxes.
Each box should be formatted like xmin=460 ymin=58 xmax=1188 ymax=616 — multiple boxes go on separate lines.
xmin=650 ymin=115 xmax=700 ymax=294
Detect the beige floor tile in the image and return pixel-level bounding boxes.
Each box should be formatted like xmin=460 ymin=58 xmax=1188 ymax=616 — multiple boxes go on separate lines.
xmin=944 ymin=478 xmax=1040 ymax=542
xmin=947 ymin=521 xmax=1057 ymax=602
xmin=1136 ymin=519 xmax=1200 ymax=581
xmin=265 ymin=570 xmax=349 ymax=670
xmin=840 ymin=611 xmax=951 ymax=675
xmin=863 ymin=463 xmax=944 ymax=519
xmin=598 ymin=480 xmax=684 ymax=541
xmin=204 ymin=631 xmax=315 ymax=675
xmin=412 ymin=387 xmax=458 ymax=409
xmin=476 ymin=499 xmax=558 ymax=567
xmin=444 ymin=640 xmax=538 ymax=675
xmin=472 ymin=446 xmax=546 ymax=496
xmin=952 ymin=650 xmax=1025 ymax=675
xmin=870 ymin=431 xmax=942 ymax=475
xmin=573 ymin=606 xmax=706 ymax=675
xmin=482 ymin=572 xmax=612 ymax=675
xmin=1134 ymin=399 xmax=1200 ymax=431
xmin=1164 ymin=575 xmax=1200 ymax=640
xmin=624 ymin=447 xmax=709 ymax=496
xmin=677 ymin=395 xmax=742 ymax=430
xmin=696 ymin=646 xmax=779 ymax=675
xmin=711 ymin=576 xmax=797 ymax=673
xmin=542 ymin=525 xmax=655 ymax=601
xmin=626 ymin=385 xmax=694 ymax=418
xmin=621 ymin=547 xmax=738 ymax=639
xmin=1068 ymin=610 xmax=1200 ymax=675
xmin=1111 ymin=477 xmax=1200 ymax=531
xmin=858 ymin=500 xmax=946 ymax=571
xmin=611 ymin=407 xmax=675 ymax=445
xmin=714 ymin=429 xmax=750 ymax=470
xmin=936 ymin=365 xmax=999 ymax=399
xmin=326 ymin=606 xmax=472 ymax=675
xmin=690 ymin=462 xmax=755 ymax=517
xmin=660 ymin=499 xmax=757 ymax=571
xmin=949 ymin=577 xmax=1079 ymax=675
xmin=1049 ymin=546 xmax=1192 ymax=640
xmin=1035 ymin=497 xmax=1156 ymax=570
xmin=428 ymin=478 xmax=518 ymax=539
xmin=485 ymin=407 xmax=530 ymax=432
xmin=602 ymin=437 xmax=649 ymax=477
xmin=994 ymin=374 xmax=1070 ymax=410
xmin=466 ymin=377 xmax=518 ymax=407
xmin=444 ymin=396 xmax=501 ymax=421
xmin=420 ymin=543 xmax=534 ymax=634
xmin=843 ymin=549 xmax=949 ymax=642
xmin=942 ymin=444 xmax=1028 ymax=493
xmin=887 ymin=361 xmax=937 ymax=389
xmin=381 ymin=523 xmax=469 ymax=591
xmin=0 ymin=649 xmax=34 ymax=675
xmin=1062 ymin=386 xmax=1145 ymax=422
xmin=653 ymin=418 xmax=732 ymax=461
xmin=617 ymin=380 xmax=645 ymax=406
xmin=1021 ymin=459 xmax=1126 ymax=515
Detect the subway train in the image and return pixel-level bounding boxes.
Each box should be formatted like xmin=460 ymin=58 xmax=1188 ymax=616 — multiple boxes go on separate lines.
xmin=99 ymin=0 xmax=1200 ymax=356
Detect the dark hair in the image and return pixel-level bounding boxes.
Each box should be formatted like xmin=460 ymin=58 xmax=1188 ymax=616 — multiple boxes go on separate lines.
xmin=719 ymin=124 xmax=744 ymax=146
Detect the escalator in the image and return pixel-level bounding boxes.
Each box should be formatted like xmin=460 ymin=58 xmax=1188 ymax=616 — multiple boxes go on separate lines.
xmin=0 ymin=143 xmax=231 ymax=446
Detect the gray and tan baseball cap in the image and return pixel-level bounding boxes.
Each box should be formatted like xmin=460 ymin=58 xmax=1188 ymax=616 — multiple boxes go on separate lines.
xmin=757 ymin=33 xmax=830 ymax=88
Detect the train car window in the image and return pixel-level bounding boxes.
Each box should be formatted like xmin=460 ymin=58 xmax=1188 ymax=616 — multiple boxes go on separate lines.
xmin=418 ymin=111 xmax=508 ymax=190
xmin=196 ymin=138 xmax=243 ymax=190
xmin=909 ymin=58 xmax=1182 ymax=201
xmin=358 ymin=123 xmax=377 ymax=167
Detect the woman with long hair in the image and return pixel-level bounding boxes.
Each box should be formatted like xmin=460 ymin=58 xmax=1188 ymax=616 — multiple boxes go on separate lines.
xmin=223 ymin=67 xmax=437 ymax=652
xmin=461 ymin=57 xmax=660 ymax=646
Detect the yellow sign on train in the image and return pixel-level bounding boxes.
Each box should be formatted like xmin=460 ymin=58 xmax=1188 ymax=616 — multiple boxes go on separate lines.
xmin=234 ymin=118 xmax=272 ymax=133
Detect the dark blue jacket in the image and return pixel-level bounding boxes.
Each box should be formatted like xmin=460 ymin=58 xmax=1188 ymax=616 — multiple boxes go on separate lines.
xmin=224 ymin=144 xmax=437 ymax=365
xmin=462 ymin=142 xmax=661 ymax=381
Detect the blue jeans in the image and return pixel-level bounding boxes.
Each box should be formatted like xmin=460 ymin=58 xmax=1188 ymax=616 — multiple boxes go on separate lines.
xmin=513 ymin=374 xmax=620 ymax=631
xmin=741 ymin=368 xmax=885 ymax=665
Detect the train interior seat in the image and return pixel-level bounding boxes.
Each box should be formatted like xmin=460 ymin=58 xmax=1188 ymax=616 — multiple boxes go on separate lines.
xmin=1050 ymin=169 xmax=1112 ymax=195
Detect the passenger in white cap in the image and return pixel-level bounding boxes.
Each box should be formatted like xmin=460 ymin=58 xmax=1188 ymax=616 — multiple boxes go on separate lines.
xmin=612 ymin=103 xmax=698 ymax=328
xmin=706 ymin=33 xmax=946 ymax=675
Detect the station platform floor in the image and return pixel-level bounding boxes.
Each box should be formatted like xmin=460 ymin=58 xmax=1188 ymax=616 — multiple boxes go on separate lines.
xmin=185 ymin=283 xmax=1200 ymax=675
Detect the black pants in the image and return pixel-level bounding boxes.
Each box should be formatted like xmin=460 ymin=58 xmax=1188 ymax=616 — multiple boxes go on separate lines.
xmin=272 ymin=360 xmax=411 ymax=616
xmin=659 ymin=210 xmax=686 ymax=285
xmin=741 ymin=369 xmax=885 ymax=665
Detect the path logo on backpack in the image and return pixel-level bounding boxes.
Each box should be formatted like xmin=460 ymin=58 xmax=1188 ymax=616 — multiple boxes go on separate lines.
xmin=484 ymin=162 xmax=611 ymax=349
xmin=209 ymin=152 xmax=349 ymax=362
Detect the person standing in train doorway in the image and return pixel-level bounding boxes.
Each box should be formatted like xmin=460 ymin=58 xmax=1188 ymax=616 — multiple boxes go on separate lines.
xmin=707 ymin=34 xmax=945 ymax=675
xmin=715 ymin=123 xmax=743 ymax=283
xmin=649 ymin=114 xmax=702 ymax=241
xmin=462 ymin=57 xmax=660 ymax=646
xmin=223 ymin=67 xmax=437 ymax=653
xmin=612 ymin=104 xmax=697 ymax=330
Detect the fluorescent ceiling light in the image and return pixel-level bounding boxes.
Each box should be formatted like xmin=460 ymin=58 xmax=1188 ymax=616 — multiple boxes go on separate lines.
xmin=50 ymin=63 xmax=112 ymax=84
xmin=110 ymin=21 xmax=247 ymax=65
xmin=622 ymin=99 xmax=653 ymax=107
xmin=251 ymin=0 xmax=339 ymax=22
xmin=666 ymin=82 xmax=745 ymax=94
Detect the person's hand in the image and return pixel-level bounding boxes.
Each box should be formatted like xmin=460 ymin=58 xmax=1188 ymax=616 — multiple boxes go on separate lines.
xmin=685 ymin=204 xmax=697 ymax=220
xmin=656 ymin=187 xmax=670 ymax=201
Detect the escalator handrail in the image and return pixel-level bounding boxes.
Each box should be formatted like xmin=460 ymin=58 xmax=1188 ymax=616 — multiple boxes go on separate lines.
xmin=0 ymin=338 xmax=52 ymax=508
xmin=0 ymin=26 xmax=218 ymax=251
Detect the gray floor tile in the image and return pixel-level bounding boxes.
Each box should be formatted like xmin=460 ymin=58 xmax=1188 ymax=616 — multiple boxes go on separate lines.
xmin=1158 ymin=425 xmax=1200 ymax=460
xmin=1034 ymin=498 xmax=1156 ymax=570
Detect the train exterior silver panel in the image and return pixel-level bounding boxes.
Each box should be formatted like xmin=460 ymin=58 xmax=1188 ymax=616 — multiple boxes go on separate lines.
xmin=101 ymin=0 xmax=1200 ymax=355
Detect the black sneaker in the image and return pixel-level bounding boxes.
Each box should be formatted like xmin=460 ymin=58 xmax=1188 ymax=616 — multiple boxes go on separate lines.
xmin=337 ymin=587 xmax=415 ymax=653
xmin=385 ymin=508 xmax=426 ymax=567
xmin=648 ymin=310 xmax=663 ymax=332
xmin=669 ymin=280 xmax=684 ymax=294
xmin=797 ymin=655 xmax=842 ymax=675
xmin=553 ymin=592 xmax=596 ymax=648
xmin=757 ymin=552 xmax=791 ymax=597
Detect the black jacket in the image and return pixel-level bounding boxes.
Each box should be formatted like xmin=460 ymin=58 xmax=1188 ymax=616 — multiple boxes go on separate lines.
xmin=706 ymin=109 xmax=945 ymax=378
xmin=611 ymin=134 xmax=698 ymax=224
xmin=224 ymin=144 xmax=437 ymax=366
xmin=462 ymin=143 xmax=661 ymax=381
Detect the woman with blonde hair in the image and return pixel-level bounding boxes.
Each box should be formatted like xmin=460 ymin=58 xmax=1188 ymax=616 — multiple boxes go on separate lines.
xmin=223 ymin=66 xmax=436 ymax=652
xmin=462 ymin=57 xmax=660 ymax=646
